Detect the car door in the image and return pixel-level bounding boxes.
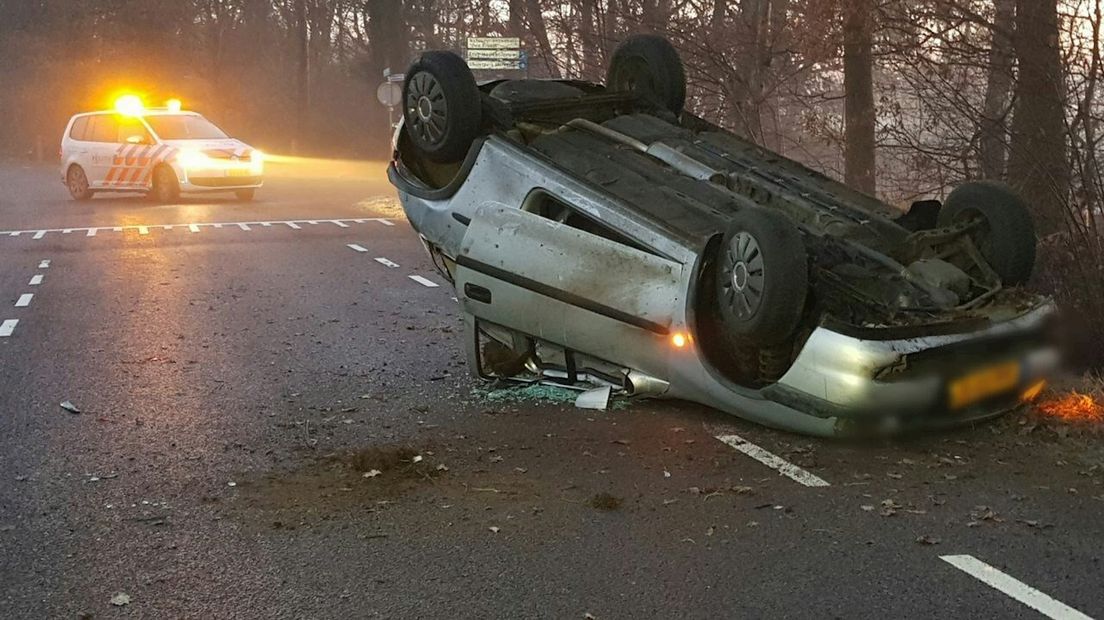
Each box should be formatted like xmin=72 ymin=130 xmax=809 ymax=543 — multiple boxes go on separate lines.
xmin=83 ymin=114 xmax=121 ymax=188
xmin=453 ymin=198 xmax=686 ymax=370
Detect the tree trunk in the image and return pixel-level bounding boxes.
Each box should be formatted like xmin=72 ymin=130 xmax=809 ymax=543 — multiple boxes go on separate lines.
xmin=1008 ymin=0 xmax=1069 ymax=233
xmin=525 ymin=0 xmax=560 ymax=78
xmin=979 ymin=0 xmax=1015 ymax=180
xmin=295 ymin=0 xmax=310 ymax=152
xmin=843 ymin=0 xmax=876 ymax=194
xmin=579 ymin=0 xmax=599 ymax=81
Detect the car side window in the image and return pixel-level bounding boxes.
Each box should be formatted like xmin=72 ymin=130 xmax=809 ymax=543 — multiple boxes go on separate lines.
xmin=523 ymin=190 xmax=653 ymax=254
xmin=87 ymin=114 xmax=119 ymax=143
xmin=69 ymin=117 xmax=90 ymax=141
xmin=117 ymin=118 xmax=153 ymax=145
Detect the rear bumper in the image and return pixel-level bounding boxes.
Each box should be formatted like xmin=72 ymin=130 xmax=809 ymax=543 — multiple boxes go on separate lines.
xmin=762 ymin=302 xmax=1059 ymax=434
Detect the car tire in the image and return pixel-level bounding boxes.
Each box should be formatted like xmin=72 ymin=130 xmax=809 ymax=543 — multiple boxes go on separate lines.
xmin=714 ymin=207 xmax=808 ymax=346
xmin=66 ymin=165 xmax=94 ymax=201
xmin=149 ymin=164 xmax=180 ymax=203
xmin=403 ymin=51 xmax=483 ymax=163
xmin=607 ymin=35 xmax=687 ymax=116
xmin=234 ymin=188 xmax=256 ymax=202
xmin=938 ymin=180 xmax=1036 ymax=285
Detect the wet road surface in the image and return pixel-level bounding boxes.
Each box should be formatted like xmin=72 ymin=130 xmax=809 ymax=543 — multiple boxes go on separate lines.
xmin=0 ymin=160 xmax=1101 ymax=618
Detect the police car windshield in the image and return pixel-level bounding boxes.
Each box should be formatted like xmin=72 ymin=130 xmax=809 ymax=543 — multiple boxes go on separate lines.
xmin=143 ymin=114 xmax=228 ymax=140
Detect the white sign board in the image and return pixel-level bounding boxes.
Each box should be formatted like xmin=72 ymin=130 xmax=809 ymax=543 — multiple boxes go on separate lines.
xmin=467 ymin=49 xmax=520 ymax=60
xmin=467 ymin=37 xmax=520 ymax=49
xmin=468 ymin=59 xmax=522 ymax=70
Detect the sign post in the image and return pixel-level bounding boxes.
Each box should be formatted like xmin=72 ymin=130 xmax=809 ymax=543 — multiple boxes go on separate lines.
xmin=379 ymin=69 xmax=407 ymax=133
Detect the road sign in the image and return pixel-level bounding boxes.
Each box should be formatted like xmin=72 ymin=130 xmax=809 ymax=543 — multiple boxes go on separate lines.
xmin=466 ymin=49 xmax=520 ymax=60
xmin=376 ymin=82 xmax=402 ymax=107
xmin=467 ymin=37 xmax=520 ymax=49
xmin=468 ymin=59 xmax=523 ymax=70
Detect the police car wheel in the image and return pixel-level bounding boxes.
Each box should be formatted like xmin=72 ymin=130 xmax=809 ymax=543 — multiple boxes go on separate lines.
xmin=66 ymin=165 xmax=93 ymax=201
xmin=403 ymin=51 xmax=482 ymax=163
xmin=149 ymin=165 xmax=180 ymax=203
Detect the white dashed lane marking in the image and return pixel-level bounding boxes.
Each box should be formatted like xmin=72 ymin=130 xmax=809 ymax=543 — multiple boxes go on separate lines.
xmin=941 ymin=555 xmax=1093 ymax=620
xmin=347 ymin=244 xmax=369 ymax=253
xmin=374 ymin=257 xmax=399 ymax=268
xmin=15 ymin=294 xmax=33 ymax=308
xmin=38 ymin=260 xmax=50 ymax=268
xmin=714 ymin=433 xmax=830 ymax=487
xmin=409 ymin=275 xmax=439 ymax=288
xmin=29 ymin=275 xmax=43 ymax=286
xmin=0 ymin=319 xmax=17 ymax=337
xmin=0 ymin=218 xmax=397 ymax=240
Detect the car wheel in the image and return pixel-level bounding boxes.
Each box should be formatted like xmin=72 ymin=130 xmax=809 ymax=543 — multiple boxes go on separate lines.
xmin=714 ymin=208 xmax=808 ymax=346
xmin=234 ymin=188 xmax=256 ymax=202
xmin=607 ymin=34 xmax=687 ymax=116
xmin=403 ymin=51 xmax=483 ymax=163
xmin=938 ymin=180 xmax=1036 ymax=285
xmin=149 ymin=164 xmax=180 ymax=203
xmin=66 ymin=165 xmax=93 ymax=201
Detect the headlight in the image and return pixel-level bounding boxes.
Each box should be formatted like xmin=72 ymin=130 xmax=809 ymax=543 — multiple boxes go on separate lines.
xmin=177 ymin=148 xmax=211 ymax=169
xmin=250 ymin=149 xmax=265 ymax=173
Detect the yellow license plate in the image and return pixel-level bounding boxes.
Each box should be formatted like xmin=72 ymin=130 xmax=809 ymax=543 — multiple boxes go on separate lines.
xmin=227 ymin=168 xmax=252 ymax=177
xmin=948 ymin=361 xmax=1020 ymax=409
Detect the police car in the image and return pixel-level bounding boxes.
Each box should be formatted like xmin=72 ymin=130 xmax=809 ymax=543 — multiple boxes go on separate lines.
xmin=60 ymin=96 xmax=263 ymax=202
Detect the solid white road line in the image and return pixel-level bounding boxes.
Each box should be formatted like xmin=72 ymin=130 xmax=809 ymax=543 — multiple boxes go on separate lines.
xmin=941 ymin=555 xmax=1093 ymax=620
xmin=15 ymin=294 xmax=33 ymax=308
xmin=32 ymin=230 xmax=45 ymax=240
xmin=213 ymin=223 xmax=223 ymax=228
xmin=86 ymin=228 xmax=97 ymax=237
xmin=261 ymin=222 xmax=272 ymax=227
xmin=138 ymin=226 xmax=149 ymax=235
xmin=374 ymin=257 xmax=399 ymax=268
xmin=29 ymin=275 xmax=43 ymax=286
xmin=189 ymin=224 xmax=200 ymax=233
xmin=62 ymin=229 xmax=72 ymax=234
xmin=409 ymin=275 xmax=439 ymax=288
xmin=238 ymin=223 xmax=251 ymax=231
xmin=347 ymin=244 xmax=369 ymax=253
xmin=113 ymin=227 xmax=122 ymax=232
xmin=38 ymin=260 xmax=50 ymax=268
xmin=714 ymin=434 xmax=830 ymax=487
xmin=0 ymin=319 xmax=17 ymax=337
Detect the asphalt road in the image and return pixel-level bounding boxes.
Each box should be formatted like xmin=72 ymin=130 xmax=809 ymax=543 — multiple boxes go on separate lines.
xmin=0 ymin=159 xmax=1101 ymax=619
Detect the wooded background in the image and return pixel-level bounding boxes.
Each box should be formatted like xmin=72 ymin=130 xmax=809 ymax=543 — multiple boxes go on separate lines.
xmin=1 ymin=0 xmax=1101 ymax=363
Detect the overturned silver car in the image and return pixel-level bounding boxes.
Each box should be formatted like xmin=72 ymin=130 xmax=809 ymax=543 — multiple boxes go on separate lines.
xmin=388 ymin=35 xmax=1057 ymax=436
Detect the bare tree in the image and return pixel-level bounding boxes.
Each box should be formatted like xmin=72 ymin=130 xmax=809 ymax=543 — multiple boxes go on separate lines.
xmin=979 ymin=0 xmax=1014 ymax=179
xmin=1008 ymin=0 xmax=1069 ymax=232
xmin=843 ymin=0 xmax=876 ymax=193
